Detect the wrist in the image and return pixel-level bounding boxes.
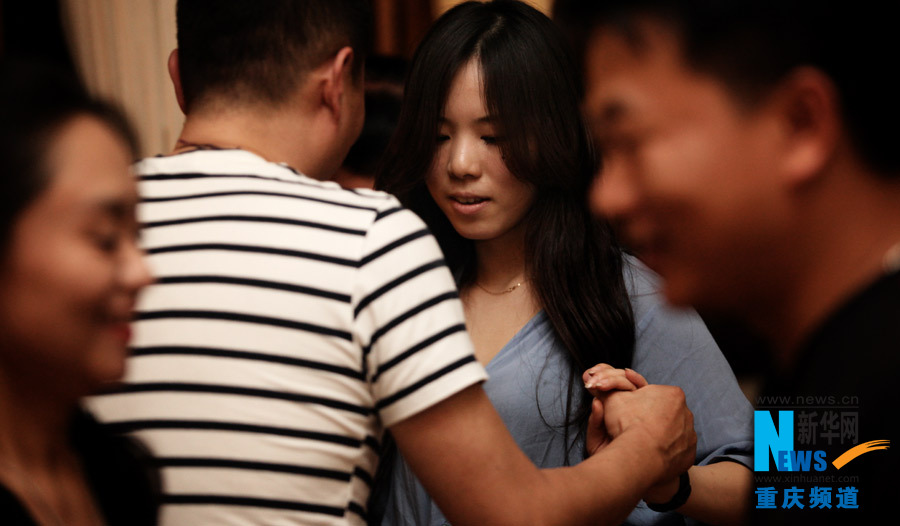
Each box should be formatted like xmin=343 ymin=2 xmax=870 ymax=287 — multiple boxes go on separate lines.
xmin=644 ymin=476 xmax=680 ymax=504
xmin=646 ymin=471 xmax=691 ymax=512
xmin=613 ymin=427 xmax=670 ymax=486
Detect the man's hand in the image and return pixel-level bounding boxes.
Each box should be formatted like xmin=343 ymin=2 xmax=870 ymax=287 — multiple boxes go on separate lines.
xmin=601 ymin=385 xmax=696 ymax=483
xmin=583 ymin=366 xmax=696 ymax=502
xmin=583 ymin=364 xmax=696 ymax=483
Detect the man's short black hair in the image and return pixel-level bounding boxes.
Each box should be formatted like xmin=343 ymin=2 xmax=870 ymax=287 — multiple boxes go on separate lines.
xmin=554 ymin=0 xmax=898 ymax=177
xmin=176 ymin=0 xmax=373 ymax=112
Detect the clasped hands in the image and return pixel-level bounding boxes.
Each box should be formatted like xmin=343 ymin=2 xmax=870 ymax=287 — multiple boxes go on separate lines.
xmin=583 ymin=364 xmax=697 ymax=505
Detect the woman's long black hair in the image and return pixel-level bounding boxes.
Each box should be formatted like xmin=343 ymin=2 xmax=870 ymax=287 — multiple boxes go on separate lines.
xmin=376 ymin=0 xmax=636 ymax=458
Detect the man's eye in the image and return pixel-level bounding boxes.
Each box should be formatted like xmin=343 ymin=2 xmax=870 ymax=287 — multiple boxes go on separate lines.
xmin=600 ymin=136 xmax=639 ymax=155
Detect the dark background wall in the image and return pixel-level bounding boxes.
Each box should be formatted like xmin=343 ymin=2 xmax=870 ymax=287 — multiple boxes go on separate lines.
xmin=1 ymin=0 xmax=78 ymax=76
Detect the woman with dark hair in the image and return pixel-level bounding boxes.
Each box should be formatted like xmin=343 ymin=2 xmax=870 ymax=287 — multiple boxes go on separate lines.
xmin=0 ymin=61 xmax=158 ymax=525
xmin=376 ymin=1 xmax=753 ymax=525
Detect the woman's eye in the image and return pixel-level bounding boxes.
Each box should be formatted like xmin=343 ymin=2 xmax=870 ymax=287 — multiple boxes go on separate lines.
xmin=95 ymin=234 xmax=120 ymax=253
xmin=90 ymin=227 xmax=123 ymax=253
xmin=436 ymin=134 xmax=450 ymax=143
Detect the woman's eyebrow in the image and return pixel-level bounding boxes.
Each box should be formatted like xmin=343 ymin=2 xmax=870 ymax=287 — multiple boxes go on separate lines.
xmin=86 ymin=197 xmax=132 ymax=220
xmin=437 ymin=115 xmax=497 ymax=125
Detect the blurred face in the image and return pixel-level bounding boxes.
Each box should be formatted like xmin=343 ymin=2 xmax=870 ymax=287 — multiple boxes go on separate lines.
xmin=0 ymin=115 xmax=152 ymax=395
xmin=584 ymin=20 xmax=788 ymax=311
xmin=427 ymin=59 xmax=536 ymax=245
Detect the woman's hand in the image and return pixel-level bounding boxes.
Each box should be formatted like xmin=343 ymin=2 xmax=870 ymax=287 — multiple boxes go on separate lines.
xmin=583 ymin=364 xmax=650 ymax=455
xmin=583 ymin=363 xmax=649 ymax=397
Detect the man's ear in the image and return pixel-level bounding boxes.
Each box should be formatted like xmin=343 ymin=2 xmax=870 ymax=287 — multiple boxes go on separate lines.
xmin=321 ymin=46 xmax=356 ymax=122
xmin=168 ymin=49 xmax=187 ymax=114
xmin=770 ymin=67 xmax=841 ymax=187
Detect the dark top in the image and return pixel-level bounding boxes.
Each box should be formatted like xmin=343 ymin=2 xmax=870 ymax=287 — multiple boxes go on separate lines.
xmin=0 ymin=410 xmax=159 ymax=525
xmin=752 ymin=269 xmax=900 ymax=524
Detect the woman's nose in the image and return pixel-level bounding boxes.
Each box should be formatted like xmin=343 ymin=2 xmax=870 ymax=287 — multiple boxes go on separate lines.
xmin=118 ymin=237 xmax=154 ymax=294
xmin=447 ymin=137 xmax=480 ymax=180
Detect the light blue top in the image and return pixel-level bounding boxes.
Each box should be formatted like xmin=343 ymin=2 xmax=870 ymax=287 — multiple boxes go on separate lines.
xmin=381 ymin=259 xmax=754 ymax=526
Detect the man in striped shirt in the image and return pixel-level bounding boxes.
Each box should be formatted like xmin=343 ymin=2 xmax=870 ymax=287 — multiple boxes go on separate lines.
xmin=90 ymin=1 xmax=697 ymax=524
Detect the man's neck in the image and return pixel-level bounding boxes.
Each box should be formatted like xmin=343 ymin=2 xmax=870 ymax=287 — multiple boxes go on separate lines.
xmin=756 ymin=172 xmax=900 ymax=367
xmin=174 ymin=102 xmax=335 ymax=180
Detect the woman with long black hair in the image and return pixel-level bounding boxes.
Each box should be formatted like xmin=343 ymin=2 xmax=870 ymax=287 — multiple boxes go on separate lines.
xmin=376 ymin=2 xmax=753 ymax=524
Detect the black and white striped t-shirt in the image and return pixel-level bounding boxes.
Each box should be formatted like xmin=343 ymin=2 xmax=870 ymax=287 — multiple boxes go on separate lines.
xmin=89 ymin=149 xmax=487 ymax=525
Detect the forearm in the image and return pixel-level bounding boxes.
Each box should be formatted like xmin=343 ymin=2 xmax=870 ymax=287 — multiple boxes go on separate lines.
xmin=531 ymin=427 xmax=668 ymax=526
xmin=433 ymin=429 xmax=664 ymax=526
xmin=392 ymin=385 xmax=670 ymax=526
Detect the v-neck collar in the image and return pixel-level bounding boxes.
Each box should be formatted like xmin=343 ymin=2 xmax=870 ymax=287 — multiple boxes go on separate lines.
xmin=485 ymin=310 xmax=547 ymax=370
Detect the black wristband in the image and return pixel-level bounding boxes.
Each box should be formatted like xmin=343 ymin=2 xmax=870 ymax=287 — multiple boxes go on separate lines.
xmin=646 ymin=471 xmax=692 ymax=512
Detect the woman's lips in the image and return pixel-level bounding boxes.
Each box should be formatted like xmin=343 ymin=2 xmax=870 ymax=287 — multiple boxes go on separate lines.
xmin=109 ymin=321 xmax=133 ymax=343
xmin=105 ymin=306 xmax=135 ymax=343
xmin=449 ymin=194 xmax=490 ymax=215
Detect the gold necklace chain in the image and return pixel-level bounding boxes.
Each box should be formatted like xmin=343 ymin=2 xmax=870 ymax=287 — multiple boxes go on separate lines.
xmin=172 ymin=140 xmax=305 ymax=178
xmin=173 ymin=140 xmax=287 ymax=169
xmin=474 ymin=279 xmax=525 ymax=295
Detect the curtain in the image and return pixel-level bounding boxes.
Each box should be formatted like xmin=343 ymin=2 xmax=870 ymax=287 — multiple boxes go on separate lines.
xmin=373 ymin=0 xmax=434 ymax=57
xmin=61 ymin=0 xmax=180 ymax=158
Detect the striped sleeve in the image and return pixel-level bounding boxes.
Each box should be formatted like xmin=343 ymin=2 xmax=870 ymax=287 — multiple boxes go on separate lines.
xmin=352 ymin=200 xmax=487 ymax=427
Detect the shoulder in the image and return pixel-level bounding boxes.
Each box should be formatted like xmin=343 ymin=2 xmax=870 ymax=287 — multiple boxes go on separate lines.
xmin=135 ymin=149 xmax=398 ymax=204
xmin=134 ymin=149 xmax=408 ymax=230
xmin=622 ymin=256 xmax=722 ymax=370
xmin=809 ymin=268 xmax=900 ymax=348
xmin=621 ymin=255 xmax=671 ymax=326
xmin=788 ymin=269 xmax=900 ymax=398
xmin=622 ymin=255 xmax=712 ymax=334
